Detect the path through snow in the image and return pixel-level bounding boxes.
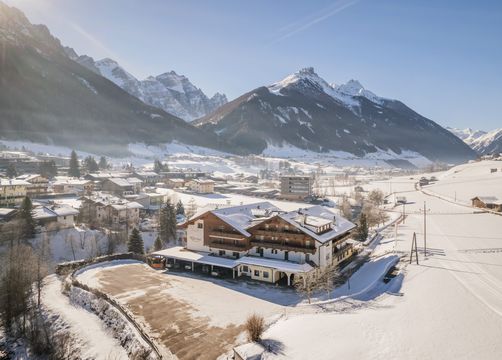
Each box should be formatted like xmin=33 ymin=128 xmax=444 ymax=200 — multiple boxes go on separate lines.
xmin=42 ymin=275 xmax=128 ymax=360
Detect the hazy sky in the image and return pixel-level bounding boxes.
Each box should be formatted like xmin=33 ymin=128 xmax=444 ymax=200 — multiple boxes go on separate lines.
xmin=5 ymin=0 xmax=502 ymax=130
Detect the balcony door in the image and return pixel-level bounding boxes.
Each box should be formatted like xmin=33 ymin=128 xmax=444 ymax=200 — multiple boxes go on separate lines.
xmin=284 ymin=251 xmax=289 ymax=261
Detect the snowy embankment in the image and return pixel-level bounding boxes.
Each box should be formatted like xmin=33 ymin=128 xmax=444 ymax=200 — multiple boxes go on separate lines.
xmin=42 ymin=275 xmax=129 ymax=360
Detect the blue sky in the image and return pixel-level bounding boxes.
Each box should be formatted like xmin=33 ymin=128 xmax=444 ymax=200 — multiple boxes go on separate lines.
xmin=5 ymin=0 xmax=502 ymax=130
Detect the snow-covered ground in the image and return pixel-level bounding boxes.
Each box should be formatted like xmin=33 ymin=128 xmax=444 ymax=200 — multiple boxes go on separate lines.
xmin=425 ymin=160 xmax=502 ymax=205
xmin=255 ymin=160 xmax=502 ymax=359
xmin=42 ymin=275 xmax=128 ymax=359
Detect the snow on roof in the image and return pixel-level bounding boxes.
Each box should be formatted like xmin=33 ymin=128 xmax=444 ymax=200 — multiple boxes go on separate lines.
xmin=153 ymin=246 xmax=314 ymax=272
xmin=126 ymin=177 xmax=143 ymax=184
xmin=32 ymin=206 xmax=57 ymax=220
xmin=51 ymin=206 xmax=79 ymax=217
xmin=236 ymin=256 xmax=313 ymax=273
xmin=0 ymin=178 xmax=31 ymax=186
xmin=210 ymin=202 xmax=280 ymax=237
xmin=107 ymin=178 xmax=134 ymax=187
xmin=134 ymin=171 xmax=158 ymax=177
xmin=191 ymin=179 xmax=215 ymax=184
xmin=233 ymin=342 xmax=265 ymax=359
xmin=0 ymin=208 xmax=17 ymax=216
xmin=16 ymin=174 xmax=45 ymax=182
xmin=153 ymin=246 xmax=237 ymax=268
xmin=53 ymin=179 xmax=91 ymax=186
xmin=110 ymin=201 xmax=143 ymax=211
xmin=473 ymin=196 xmax=500 ymax=204
xmin=279 ymin=205 xmax=356 ymax=244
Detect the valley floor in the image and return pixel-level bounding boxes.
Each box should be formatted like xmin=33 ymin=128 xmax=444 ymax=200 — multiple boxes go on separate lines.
xmin=257 ymin=172 xmax=502 ymax=359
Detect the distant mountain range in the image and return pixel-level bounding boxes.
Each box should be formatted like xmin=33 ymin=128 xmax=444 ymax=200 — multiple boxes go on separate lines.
xmin=0 ymin=2 xmax=224 ymax=156
xmin=63 ymin=48 xmax=227 ymax=121
xmin=194 ymin=67 xmax=475 ymax=163
xmin=0 ymin=2 xmax=479 ymax=164
xmin=448 ymin=127 xmax=502 ymax=155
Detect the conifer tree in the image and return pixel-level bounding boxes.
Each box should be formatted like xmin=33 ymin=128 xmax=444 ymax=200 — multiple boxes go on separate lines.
xmin=68 ymin=150 xmax=80 ymax=177
xmin=128 ymin=228 xmax=144 ymax=254
xmin=6 ymin=163 xmax=17 ymax=179
xmin=83 ymin=156 xmax=99 ymax=173
xmin=355 ymin=212 xmax=369 ymax=241
xmin=153 ymin=236 xmax=163 ymax=251
xmin=39 ymin=160 xmax=57 ymax=179
xmin=18 ymin=196 xmax=35 ymax=241
xmin=98 ymin=156 xmax=109 ymax=170
xmin=159 ymin=200 xmax=177 ymax=243
xmin=176 ymin=200 xmax=185 ymax=216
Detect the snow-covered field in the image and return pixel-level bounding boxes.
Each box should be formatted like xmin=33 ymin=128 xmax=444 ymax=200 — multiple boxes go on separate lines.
xmin=425 ymin=160 xmax=502 ymax=205
xmin=255 ymin=160 xmax=502 ymax=359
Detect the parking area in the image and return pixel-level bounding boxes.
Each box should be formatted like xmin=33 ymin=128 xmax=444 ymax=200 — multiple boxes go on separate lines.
xmin=76 ymin=262 xmax=286 ymax=359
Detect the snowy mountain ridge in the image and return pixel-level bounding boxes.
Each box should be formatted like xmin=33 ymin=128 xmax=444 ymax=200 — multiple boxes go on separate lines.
xmin=65 ymin=49 xmax=227 ymax=121
xmin=469 ymin=128 xmax=502 ymax=154
xmin=447 ymin=127 xmax=502 ymax=155
xmin=195 ymin=67 xmax=475 ymax=164
xmin=267 ymin=67 xmax=386 ymax=110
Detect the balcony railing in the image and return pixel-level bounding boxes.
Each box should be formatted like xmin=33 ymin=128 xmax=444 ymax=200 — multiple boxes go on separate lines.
xmin=208 ymin=230 xmax=245 ymax=240
xmin=252 ymin=229 xmax=305 ymax=240
xmin=250 ymin=239 xmax=316 ymax=254
xmin=207 ymin=239 xmax=249 ymax=251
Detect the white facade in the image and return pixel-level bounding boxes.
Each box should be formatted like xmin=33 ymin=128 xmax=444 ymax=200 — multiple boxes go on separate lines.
xmin=186 ymin=219 xmax=210 ymax=252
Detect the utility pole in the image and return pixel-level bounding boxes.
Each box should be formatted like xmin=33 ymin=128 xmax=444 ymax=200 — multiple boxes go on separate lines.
xmin=419 ymin=201 xmax=430 ymax=258
xmin=394 ymin=222 xmax=398 ymax=253
xmin=410 ymin=232 xmax=419 ymax=264
xmin=402 ymin=202 xmax=406 ymax=224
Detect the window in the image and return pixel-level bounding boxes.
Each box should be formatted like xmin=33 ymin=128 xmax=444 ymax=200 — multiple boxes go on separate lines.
xmin=233 ymin=252 xmax=239 ymax=258
xmin=242 ymin=265 xmax=248 ymax=272
xmin=263 ymin=271 xmax=269 ymax=279
xmin=305 ymin=240 xmax=311 ymax=247
xmin=197 ymin=223 xmax=203 ymax=229
xmin=254 ymin=270 xmax=260 ymax=276
xmin=219 ymin=250 xmax=225 ymax=256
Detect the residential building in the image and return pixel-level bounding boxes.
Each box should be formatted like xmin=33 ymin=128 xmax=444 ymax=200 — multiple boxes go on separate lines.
xmin=101 ymin=178 xmax=141 ymax=196
xmin=155 ymin=202 xmax=356 ymax=285
xmin=0 ymin=178 xmax=30 ymax=207
xmin=280 ymin=175 xmax=313 ymax=200
xmin=188 ymin=179 xmax=215 ymax=193
xmin=16 ymin=174 xmax=49 ymax=197
xmin=471 ymin=196 xmax=502 ymax=212
xmin=53 ymin=178 xmax=93 ymax=195
xmin=80 ymin=192 xmax=143 ymax=230
xmin=32 ymin=205 xmax=79 ymax=228
xmin=166 ymin=178 xmax=185 ymax=189
xmin=133 ymin=171 xmax=162 ymax=186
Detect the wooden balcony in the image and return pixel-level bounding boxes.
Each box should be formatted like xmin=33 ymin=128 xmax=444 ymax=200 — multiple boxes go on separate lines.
xmin=252 ymin=229 xmax=306 ymax=241
xmin=207 ymin=239 xmax=250 ymax=252
xmin=208 ymin=230 xmax=246 ymax=240
xmin=250 ymin=239 xmax=316 ymax=254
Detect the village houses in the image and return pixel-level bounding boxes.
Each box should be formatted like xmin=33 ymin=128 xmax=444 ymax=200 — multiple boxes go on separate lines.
xmin=0 ymin=178 xmax=30 ymax=207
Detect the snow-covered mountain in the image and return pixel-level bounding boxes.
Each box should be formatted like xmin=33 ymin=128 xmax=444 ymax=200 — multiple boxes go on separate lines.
xmin=468 ymin=128 xmax=502 ymax=155
xmin=447 ymin=127 xmax=487 ymax=146
xmin=194 ymin=67 xmax=475 ymax=164
xmin=0 ymin=2 xmax=224 ymax=155
xmin=447 ymin=127 xmax=502 ymax=155
xmin=64 ymin=49 xmax=227 ymax=121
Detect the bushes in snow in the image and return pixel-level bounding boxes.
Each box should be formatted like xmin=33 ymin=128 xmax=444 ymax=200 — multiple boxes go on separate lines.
xmin=245 ymin=314 xmax=265 ymax=342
